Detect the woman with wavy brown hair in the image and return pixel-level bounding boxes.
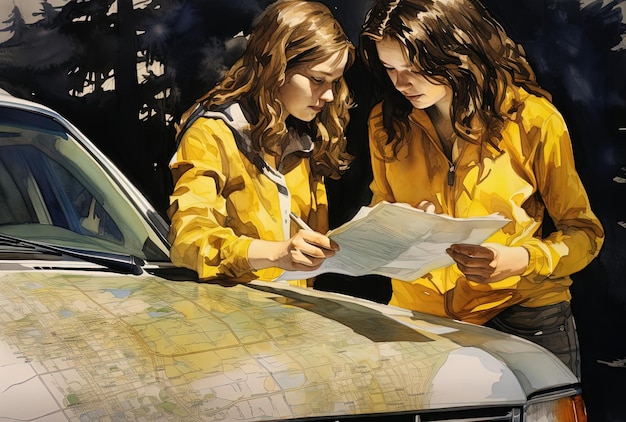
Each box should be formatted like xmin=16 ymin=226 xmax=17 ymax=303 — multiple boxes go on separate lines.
xmin=360 ymin=0 xmax=604 ymax=377
xmin=168 ymin=0 xmax=354 ymax=286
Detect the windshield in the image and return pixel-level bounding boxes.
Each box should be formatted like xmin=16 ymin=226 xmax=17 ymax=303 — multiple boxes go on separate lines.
xmin=0 ymin=106 xmax=169 ymax=262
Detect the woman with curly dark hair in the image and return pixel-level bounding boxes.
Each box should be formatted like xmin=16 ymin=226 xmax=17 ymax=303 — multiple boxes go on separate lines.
xmin=360 ymin=0 xmax=604 ymax=377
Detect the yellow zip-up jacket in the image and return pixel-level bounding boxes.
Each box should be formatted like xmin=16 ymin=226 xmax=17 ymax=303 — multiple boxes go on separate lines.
xmin=168 ymin=103 xmax=328 ymax=285
xmin=368 ymin=88 xmax=604 ymax=325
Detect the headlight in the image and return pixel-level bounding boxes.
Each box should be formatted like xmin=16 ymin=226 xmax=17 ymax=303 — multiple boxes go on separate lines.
xmin=525 ymin=388 xmax=587 ymax=422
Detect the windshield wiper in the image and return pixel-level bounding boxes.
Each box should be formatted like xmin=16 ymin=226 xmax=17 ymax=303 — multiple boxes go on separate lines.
xmin=0 ymin=233 xmax=144 ymax=275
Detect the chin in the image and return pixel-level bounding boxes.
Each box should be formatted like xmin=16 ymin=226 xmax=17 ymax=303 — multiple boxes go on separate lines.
xmin=296 ymin=112 xmax=317 ymax=122
xmin=410 ymin=100 xmax=432 ymax=110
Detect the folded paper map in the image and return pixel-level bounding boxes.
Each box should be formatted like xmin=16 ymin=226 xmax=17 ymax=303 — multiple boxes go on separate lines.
xmin=278 ymin=201 xmax=509 ymax=282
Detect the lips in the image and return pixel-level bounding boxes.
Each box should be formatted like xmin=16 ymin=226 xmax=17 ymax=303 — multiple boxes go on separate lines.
xmin=404 ymin=93 xmax=422 ymax=101
xmin=310 ymin=106 xmax=323 ymax=113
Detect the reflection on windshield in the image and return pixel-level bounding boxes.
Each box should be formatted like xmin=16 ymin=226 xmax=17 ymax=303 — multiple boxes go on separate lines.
xmin=0 ymin=107 xmax=168 ymax=262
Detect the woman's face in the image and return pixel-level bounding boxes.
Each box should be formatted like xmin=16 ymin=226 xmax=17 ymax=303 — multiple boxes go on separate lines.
xmin=277 ymin=49 xmax=349 ymax=122
xmin=375 ymin=37 xmax=451 ymax=111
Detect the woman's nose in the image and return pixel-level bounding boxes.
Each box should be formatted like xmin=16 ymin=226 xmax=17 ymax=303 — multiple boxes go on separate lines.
xmin=394 ymin=70 xmax=412 ymax=90
xmin=319 ymin=87 xmax=334 ymax=103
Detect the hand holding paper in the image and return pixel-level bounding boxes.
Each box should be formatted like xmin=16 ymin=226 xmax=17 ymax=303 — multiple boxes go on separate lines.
xmin=278 ymin=202 xmax=509 ymax=282
xmin=447 ymin=242 xmax=529 ymax=284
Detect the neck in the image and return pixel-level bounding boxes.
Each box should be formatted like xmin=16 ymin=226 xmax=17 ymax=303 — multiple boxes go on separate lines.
xmin=426 ymin=102 xmax=457 ymax=161
xmin=427 ymin=104 xmax=453 ymax=138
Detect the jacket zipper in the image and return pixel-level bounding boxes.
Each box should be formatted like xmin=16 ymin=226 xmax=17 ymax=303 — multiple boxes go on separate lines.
xmin=447 ymin=163 xmax=455 ymax=186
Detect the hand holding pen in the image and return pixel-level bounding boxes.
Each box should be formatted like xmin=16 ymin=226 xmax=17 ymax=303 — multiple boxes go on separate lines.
xmin=289 ymin=212 xmax=339 ymax=261
xmin=247 ymin=212 xmax=338 ymax=272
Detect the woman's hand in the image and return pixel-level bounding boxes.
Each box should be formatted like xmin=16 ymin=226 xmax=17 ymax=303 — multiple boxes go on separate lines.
xmin=416 ymin=200 xmax=437 ymax=213
xmin=409 ymin=201 xmax=529 ymax=283
xmin=413 ymin=202 xmax=529 ymax=283
xmin=446 ymin=242 xmax=529 ymax=283
xmin=248 ymin=230 xmax=339 ymax=272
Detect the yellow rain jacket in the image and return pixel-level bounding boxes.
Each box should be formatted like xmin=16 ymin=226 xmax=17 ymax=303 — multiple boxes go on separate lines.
xmin=368 ymin=87 xmax=604 ymax=324
xmin=168 ymin=103 xmax=328 ymax=286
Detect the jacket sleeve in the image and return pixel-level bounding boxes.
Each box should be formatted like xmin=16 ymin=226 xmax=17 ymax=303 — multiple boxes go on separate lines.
xmin=167 ymin=119 xmax=256 ymax=282
xmin=522 ymin=108 xmax=604 ymax=282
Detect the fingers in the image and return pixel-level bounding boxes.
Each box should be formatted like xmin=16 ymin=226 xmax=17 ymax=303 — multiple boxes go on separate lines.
xmin=289 ymin=230 xmax=338 ymax=268
xmin=447 ymin=243 xmax=494 ymax=261
xmin=289 ymin=249 xmax=325 ymax=269
xmin=298 ymin=229 xmax=339 ymax=252
xmin=454 ymin=264 xmax=495 ymax=283
xmin=416 ymin=200 xmax=436 ymax=214
xmin=446 ymin=243 xmax=495 ymax=283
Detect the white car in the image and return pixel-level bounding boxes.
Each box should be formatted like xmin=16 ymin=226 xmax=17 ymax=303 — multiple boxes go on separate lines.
xmin=0 ymin=89 xmax=587 ymax=421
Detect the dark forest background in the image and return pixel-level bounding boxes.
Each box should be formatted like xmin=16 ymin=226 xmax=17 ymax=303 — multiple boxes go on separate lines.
xmin=1 ymin=0 xmax=625 ymax=420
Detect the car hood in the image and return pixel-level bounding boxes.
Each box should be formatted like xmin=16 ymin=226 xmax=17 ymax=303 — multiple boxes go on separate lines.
xmin=0 ymin=269 xmax=577 ymax=420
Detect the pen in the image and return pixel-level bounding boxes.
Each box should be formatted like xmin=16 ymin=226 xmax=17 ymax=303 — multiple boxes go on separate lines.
xmin=289 ymin=212 xmax=313 ymax=231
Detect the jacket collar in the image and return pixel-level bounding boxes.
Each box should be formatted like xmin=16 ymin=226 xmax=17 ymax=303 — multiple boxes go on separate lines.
xmin=207 ymin=103 xmax=314 ymax=174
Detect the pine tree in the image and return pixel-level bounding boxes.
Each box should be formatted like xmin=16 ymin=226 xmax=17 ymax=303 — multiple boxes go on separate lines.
xmin=0 ymin=5 xmax=27 ymax=45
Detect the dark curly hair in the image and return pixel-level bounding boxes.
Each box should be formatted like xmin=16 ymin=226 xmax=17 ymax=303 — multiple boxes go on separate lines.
xmin=360 ymin=0 xmax=551 ymax=156
xmin=180 ymin=0 xmax=355 ymax=179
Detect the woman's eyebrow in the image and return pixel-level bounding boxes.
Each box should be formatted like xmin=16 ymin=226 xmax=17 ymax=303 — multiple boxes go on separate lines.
xmin=309 ymin=69 xmax=345 ymax=81
xmin=309 ymin=69 xmax=338 ymax=76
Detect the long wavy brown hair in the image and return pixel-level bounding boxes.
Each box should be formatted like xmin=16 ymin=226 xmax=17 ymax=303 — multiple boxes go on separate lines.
xmin=360 ymin=0 xmax=551 ymax=155
xmin=178 ymin=0 xmax=355 ymax=179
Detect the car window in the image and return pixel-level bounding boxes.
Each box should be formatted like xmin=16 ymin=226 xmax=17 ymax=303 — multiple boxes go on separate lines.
xmin=0 ymin=144 xmax=124 ymax=242
xmin=0 ymin=107 xmax=168 ymax=261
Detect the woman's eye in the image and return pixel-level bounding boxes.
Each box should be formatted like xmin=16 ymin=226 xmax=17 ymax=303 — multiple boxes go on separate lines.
xmin=310 ymin=76 xmax=324 ymax=84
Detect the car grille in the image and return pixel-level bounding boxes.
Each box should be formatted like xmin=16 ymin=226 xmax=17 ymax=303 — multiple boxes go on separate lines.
xmin=415 ymin=407 xmax=521 ymax=421
xmin=313 ymin=406 xmax=521 ymax=421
